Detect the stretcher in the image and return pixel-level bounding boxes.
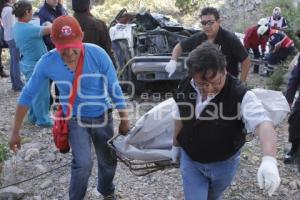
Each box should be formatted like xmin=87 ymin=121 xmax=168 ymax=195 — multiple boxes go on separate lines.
xmin=108 ymin=89 xmax=290 ymax=176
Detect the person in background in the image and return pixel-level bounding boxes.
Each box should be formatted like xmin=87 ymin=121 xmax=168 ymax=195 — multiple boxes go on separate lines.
xmin=165 ymin=6 xmax=251 ymax=82
xmin=36 ymin=0 xmax=67 ymax=106
xmin=9 ymin=15 xmax=130 ymax=200
xmin=283 ymin=29 xmax=300 ymax=172
xmin=0 ymin=15 xmax=7 ymax=78
xmin=1 ymin=0 xmax=23 ymax=90
xmin=72 ymin=0 xmax=117 ymax=67
xmin=12 ymin=0 xmax=52 ymax=127
xmin=269 ymin=7 xmax=288 ymax=31
xmin=243 ymin=18 xmax=268 ymax=73
xmin=257 ymin=25 xmax=294 ymax=77
xmin=171 ymin=41 xmax=280 ymax=200
xmin=37 ymin=0 xmax=67 ymax=51
xmin=0 ymin=48 xmax=8 ymax=77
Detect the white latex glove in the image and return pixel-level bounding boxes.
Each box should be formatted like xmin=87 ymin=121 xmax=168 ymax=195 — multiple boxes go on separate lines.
xmin=171 ymin=146 xmax=181 ymax=163
xmin=257 ymin=156 xmax=281 ymax=196
xmin=165 ymin=60 xmax=177 ymax=78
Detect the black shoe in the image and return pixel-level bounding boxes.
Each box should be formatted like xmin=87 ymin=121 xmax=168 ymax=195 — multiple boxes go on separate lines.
xmin=253 ymin=66 xmax=259 ymax=74
xmin=284 ymin=144 xmax=300 ymax=164
xmin=0 ymin=68 xmax=8 ymax=78
xmin=284 ymin=151 xmax=296 ymax=164
xmin=104 ymin=193 xmax=117 ymax=200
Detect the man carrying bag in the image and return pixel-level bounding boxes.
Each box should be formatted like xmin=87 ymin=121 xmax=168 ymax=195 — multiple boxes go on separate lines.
xmin=9 ymin=15 xmax=129 ymax=200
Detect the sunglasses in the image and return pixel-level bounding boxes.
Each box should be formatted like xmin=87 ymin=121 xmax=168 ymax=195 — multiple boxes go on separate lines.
xmin=200 ymin=20 xmax=216 ymax=26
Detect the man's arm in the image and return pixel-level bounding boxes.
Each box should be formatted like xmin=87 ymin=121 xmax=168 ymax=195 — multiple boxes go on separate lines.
xmin=97 ymin=21 xmax=117 ymax=67
xmin=173 ymin=119 xmax=182 ymax=146
xmin=9 ymin=105 xmax=29 ymax=151
xmin=239 ymin=56 xmax=251 ymax=82
xmin=255 ymin=121 xmax=277 ymax=157
xmin=170 ymin=43 xmax=183 ymax=61
xmin=117 ymin=109 xmax=130 ymax=135
xmin=42 ymin=25 xmax=52 ymax=36
xmin=165 ymin=43 xmax=183 ymax=77
xmin=255 ymin=121 xmax=280 ymax=196
xmin=171 ymin=118 xmax=182 ymax=163
xmin=241 ymin=91 xmax=280 ymax=196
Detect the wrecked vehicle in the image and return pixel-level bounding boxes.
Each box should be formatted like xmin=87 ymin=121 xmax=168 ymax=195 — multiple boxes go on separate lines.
xmin=109 ymin=9 xmax=200 ymax=94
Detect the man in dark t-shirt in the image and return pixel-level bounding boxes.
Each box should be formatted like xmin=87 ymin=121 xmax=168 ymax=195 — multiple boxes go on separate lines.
xmin=72 ymin=0 xmax=116 ymax=67
xmin=165 ymin=7 xmax=250 ymax=82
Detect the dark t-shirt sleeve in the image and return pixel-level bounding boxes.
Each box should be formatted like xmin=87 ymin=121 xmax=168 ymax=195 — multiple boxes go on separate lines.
xmin=229 ymin=34 xmax=248 ymax=62
xmin=285 ymin=57 xmax=300 ymax=104
xmin=180 ymin=32 xmax=207 ymax=52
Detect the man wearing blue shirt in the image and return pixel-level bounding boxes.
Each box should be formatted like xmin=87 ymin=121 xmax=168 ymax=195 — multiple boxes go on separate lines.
xmin=9 ymin=15 xmax=130 ymax=200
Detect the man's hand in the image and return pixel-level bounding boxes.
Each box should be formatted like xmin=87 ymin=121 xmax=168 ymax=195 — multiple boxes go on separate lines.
xmin=165 ymin=60 xmax=177 ymax=78
xmin=119 ymin=120 xmax=130 ymax=135
xmin=273 ymin=42 xmax=282 ymax=53
xmin=257 ymin=156 xmax=281 ymax=196
xmin=261 ymin=51 xmax=265 ymax=59
xmin=171 ymin=145 xmax=181 ymax=163
xmin=42 ymin=21 xmax=52 ymax=26
xmin=9 ymin=132 xmax=21 ymax=153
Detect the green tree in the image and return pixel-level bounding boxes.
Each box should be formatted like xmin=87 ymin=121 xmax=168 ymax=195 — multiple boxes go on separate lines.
xmin=175 ymin=0 xmax=208 ymax=13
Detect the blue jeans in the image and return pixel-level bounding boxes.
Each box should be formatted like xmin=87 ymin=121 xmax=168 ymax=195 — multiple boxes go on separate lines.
xmin=267 ymin=46 xmax=295 ymax=65
xmin=6 ymin=39 xmax=23 ymax=91
xmin=68 ymin=112 xmax=117 ymax=200
xmin=180 ymin=149 xmax=240 ymax=200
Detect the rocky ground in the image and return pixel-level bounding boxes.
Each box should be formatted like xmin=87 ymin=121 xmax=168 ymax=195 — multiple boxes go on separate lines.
xmin=1 ymin=1 xmax=300 ymax=199
xmin=0 ymin=59 xmax=300 ymax=200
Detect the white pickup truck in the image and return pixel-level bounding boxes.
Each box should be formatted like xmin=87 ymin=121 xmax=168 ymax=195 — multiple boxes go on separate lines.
xmin=109 ymin=9 xmax=200 ymax=94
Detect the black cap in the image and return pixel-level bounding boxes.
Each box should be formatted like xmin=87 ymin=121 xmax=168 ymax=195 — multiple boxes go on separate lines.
xmin=72 ymin=0 xmax=90 ymax=13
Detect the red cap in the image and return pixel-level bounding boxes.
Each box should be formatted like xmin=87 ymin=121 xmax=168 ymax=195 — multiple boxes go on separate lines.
xmin=51 ymin=16 xmax=83 ymax=51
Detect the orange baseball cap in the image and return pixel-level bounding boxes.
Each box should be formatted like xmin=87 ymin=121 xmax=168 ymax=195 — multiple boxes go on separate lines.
xmin=51 ymin=16 xmax=83 ymax=51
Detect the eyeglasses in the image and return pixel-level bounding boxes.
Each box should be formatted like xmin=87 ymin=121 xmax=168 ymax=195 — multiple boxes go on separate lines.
xmin=200 ymin=20 xmax=216 ymax=27
xmin=194 ymin=74 xmax=224 ymax=89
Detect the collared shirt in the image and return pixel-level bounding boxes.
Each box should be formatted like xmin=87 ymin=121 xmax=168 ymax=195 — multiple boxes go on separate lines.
xmin=174 ymin=78 xmax=271 ymax=133
xmin=180 ymin=27 xmax=248 ymax=77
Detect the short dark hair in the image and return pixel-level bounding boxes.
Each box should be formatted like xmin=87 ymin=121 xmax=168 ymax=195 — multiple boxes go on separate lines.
xmin=186 ymin=41 xmax=226 ymax=80
xmin=12 ymin=0 xmax=32 ymax=18
xmin=0 ymin=0 xmax=10 ymax=14
xmin=199 ymin=7 xmax=220 ymax=20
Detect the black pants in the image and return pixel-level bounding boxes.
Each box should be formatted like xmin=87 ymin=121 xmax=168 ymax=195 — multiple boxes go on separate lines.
xmin=247 ymin=48 xmax=261 ymax=73
xmin=288 ymin=109 xmax=300 ymax=144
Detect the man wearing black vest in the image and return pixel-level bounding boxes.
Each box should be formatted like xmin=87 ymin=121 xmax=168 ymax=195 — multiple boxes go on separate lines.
xmin=165 ymin=7 xmax=251 ymax=82
xmin=171 ymin=42 xmax=280 ymax=199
